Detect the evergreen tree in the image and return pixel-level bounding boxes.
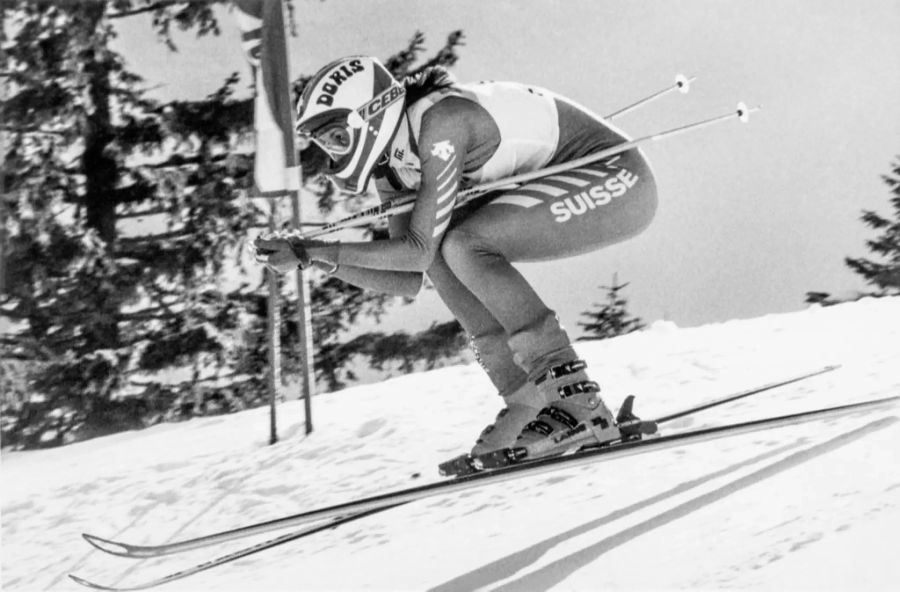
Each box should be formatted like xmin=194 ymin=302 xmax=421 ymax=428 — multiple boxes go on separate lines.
xmin=1 ymin=2 xmax=467 ymax=448
xmin=1 ymin=1 xmax=256 ymax=447
xmin=577 ymin=274 xmax=645 ymax=341
xmin=844 ymin=157 xmax=900 ymax=293
xmin=806 ymin=156 xmax=900 ymax=304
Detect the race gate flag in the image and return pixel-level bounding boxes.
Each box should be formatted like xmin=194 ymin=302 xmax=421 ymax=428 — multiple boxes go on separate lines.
xmin=233 ymin=0 xmax=299 ymax=197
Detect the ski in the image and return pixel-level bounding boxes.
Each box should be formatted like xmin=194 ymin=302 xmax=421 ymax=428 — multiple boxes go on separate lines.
xmin=651 ymin=364 xmax=841 ymax=423
xmin=78 ymin=365 xmax=839 ymax=561
xmin=71 ymin=394 xmax=897 ymax=591
xmin=69 ymin=507 xmax=394 ymax=591
xmin=441 ymin=364 xmax=841 ymax=476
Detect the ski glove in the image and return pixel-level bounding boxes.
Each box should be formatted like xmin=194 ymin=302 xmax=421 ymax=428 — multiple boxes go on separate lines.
xmin=253 ymin=232 xmax=327 ymax=274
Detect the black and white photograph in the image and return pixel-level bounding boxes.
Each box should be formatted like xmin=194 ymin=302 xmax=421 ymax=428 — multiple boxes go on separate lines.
xmin=2 ymin=1 xmax=899 ymax=590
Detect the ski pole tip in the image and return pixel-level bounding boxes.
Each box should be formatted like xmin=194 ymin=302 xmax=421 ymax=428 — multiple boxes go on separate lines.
xmin=675 ymin=74 xmax=694 ymax=93
xmin=737 ymin=102 xmax=763 ymax=123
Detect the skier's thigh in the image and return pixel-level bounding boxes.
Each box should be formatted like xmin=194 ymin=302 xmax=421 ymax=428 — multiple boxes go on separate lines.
xmin=452 ymin=150 xmax=658 ymax=262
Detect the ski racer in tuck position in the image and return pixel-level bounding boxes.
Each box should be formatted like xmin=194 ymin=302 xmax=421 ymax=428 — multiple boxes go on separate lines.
xmin=254 ymin=56 xmax=658 ymax=463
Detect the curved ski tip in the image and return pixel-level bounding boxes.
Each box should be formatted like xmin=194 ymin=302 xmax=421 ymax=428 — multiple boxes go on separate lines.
xmin=69 ymin=574 xmax=116 ymax=591
xmin=675 ymin=73 xmax=693 ymax=93
xmin=82 ymin=533 xmax=133 ymax=557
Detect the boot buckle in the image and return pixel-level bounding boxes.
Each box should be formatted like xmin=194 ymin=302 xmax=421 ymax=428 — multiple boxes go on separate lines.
xmin=536 ymin=359 xmax=587 ymax=385
xmin=558 ymin=380 xmax=601 ymax=399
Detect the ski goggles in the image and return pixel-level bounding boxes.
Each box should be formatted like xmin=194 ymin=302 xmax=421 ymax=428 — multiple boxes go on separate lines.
xmin=301 ymin=121 xmax=353 ymax=157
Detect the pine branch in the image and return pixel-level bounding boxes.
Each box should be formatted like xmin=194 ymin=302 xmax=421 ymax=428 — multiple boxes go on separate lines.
xmin=860 ymin=210 xmax=891 ymax=229
xmin=0 ymin=334 xmax=25 ymax=347
xmin=117 ymin=207 xmax=173 ymax=219
xmin=118 ymin=309 xmax=181 ymax=321
xmin=0 ymin=301 xmax=29 ymax=320
xmin=107 ymin=0 xmax=201 ymax=19
xmin=117 ymin=228 xmax=192 ymax=244
xmin=0 ymin=352 xmax=34 ymax=362
xmin=0 ymin=125 xmax=66 ymax=136
xmin=138 ymin=152 xmax=233 ymax=169
xmin=112 ymin=183 xmax=157 ymax=206
xmin=128 ymin=373 xmax=247 ymax=388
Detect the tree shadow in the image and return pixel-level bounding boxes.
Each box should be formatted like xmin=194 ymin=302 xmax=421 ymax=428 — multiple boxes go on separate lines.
xmin=429 ymin=417 xmax=896 ymax=592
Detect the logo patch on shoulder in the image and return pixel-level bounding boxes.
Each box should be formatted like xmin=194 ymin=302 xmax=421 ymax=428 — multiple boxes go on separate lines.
xmin=430 ymin=140 xmax=456 ymax=162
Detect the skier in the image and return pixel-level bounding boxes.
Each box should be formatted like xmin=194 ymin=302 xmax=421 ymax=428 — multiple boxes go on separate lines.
xmin=254 ymin=56 xmax=658 ymax=460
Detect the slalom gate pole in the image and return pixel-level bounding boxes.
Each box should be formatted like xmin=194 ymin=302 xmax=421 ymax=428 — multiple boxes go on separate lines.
xmin=304 ymin=102 xmax=759 ymax=239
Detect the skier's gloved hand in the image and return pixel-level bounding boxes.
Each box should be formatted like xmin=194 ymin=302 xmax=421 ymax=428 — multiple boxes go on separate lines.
xmin=253 ymin=232 xmax=314 ymax=273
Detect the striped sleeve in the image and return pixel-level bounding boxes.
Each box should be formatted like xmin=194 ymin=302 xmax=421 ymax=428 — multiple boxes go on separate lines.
xmin=429 ymin=149 xmax=461 ymax=239
xmin=403 ymin=100 xmax=470 ymax=252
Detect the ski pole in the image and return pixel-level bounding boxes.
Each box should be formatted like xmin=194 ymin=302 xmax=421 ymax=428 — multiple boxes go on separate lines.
xmin=294 ymin=73 xmax=693 ymax=231
xmin=304 ymin=102 xmax=759 ymax=239
xmin=605 ymin=74 xmax=694 ymax=120
xmin=460 ymin=102 xmax=758 ymax=197
xmin=292 ymin=74 xmax=697 ymax=229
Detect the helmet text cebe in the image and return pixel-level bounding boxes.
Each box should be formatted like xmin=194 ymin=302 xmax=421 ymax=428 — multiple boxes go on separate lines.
xmin=357 ymin=85 xmax=405 ymax=123
xmin=316 ymin=59 xmax=365 ymax=106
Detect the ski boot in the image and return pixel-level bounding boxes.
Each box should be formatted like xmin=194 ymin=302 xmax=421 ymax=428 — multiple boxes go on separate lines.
xmin=514 ymin=357 xmax=618 ymax=457
xmin=474 ymin=313 xmax=643 ymax=469
xmin=471 ymin=382 xmax=549 ymax=455
xmin=475 ymin=368 xmax=660 ymax=471
xmin=453 ymin=356 xmax=618 ymax=473
xmin=439 ymin=381 xmax=547 ymax=477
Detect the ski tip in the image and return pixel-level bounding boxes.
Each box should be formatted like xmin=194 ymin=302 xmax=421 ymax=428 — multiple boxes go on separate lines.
xmin=69 ymin=574 xmax=115 ymax=591
xmin=82 ymin=533 xmax=133 ymax=557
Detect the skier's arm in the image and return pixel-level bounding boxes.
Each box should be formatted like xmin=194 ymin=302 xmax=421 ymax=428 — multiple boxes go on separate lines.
xmin=306 ymin=104 xmax=467 ymax=272
xmin=317 ymin=263 xmax=424 ymax=297
xmin=308 ymin=179 xmax=423 ymax=296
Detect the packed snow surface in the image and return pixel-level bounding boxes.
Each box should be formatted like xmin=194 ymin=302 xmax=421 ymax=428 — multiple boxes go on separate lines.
xmin=3 ymin=298 xmax=900 ymax=591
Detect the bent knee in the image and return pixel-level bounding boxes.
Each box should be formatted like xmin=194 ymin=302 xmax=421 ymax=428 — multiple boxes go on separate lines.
xmin=439 ymin=226 xmax=495 ymax=271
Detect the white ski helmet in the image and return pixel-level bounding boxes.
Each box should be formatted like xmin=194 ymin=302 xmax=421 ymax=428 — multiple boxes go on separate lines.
xmin=296 ymin=56 xmax=406 ymax=194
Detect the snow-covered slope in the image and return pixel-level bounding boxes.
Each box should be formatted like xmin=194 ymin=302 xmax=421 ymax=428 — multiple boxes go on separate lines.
xmin=3 ymin=298 xmax=900 ymax=591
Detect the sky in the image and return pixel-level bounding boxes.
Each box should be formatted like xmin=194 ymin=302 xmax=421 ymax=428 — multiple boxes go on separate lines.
xmin=113 ymin=0 xmax=900 ymax=334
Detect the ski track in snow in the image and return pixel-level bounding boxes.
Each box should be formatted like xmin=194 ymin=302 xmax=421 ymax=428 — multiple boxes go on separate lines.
xmin=2 ymin=297 xmax=900 ymax=591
